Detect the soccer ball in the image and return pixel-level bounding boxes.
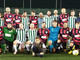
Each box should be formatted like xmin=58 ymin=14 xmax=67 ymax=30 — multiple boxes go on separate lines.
xmin=72 ymin=50 xmax=79 ymax=55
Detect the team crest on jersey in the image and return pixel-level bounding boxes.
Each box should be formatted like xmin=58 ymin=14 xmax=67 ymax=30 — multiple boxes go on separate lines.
xmin=67 ymin=31 xmax=69 ymax=33
xmin=79 ymin=31 xmax=80 ymax=33
xmin=35 ymin=17 xmax=37 ymax=19
xmin=65 ymin=15 xmax=67 ymax=18
xmin=18 ymin=16 xmax=21 ymax=19
xmin=45 ymin=31 xmax=48 ymax=34
xmin=9 ymin=30 xmax=13 ymax=33
xmin=9 ymin=15 xmax=12 ymax=18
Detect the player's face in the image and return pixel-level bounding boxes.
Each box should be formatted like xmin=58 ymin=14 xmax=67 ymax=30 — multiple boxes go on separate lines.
xmin=35 ymin=39 xmax=40 ymax=44
xmin=71 ymin=12 xmax=75 ymax=16
xmin=42 ymin=23 xmax=46 ymax=28
xmin=15 ymin=9 xmax=19 ymax=14
xmin=54 ymin=10 xmax=58 ymax=14
xmin=31 ymin=12 xmax=35 ymax=16
xmin=47 ymin=11 xmax=51 ymax=16
xmin=61 ymin=9 xmax=66 ymax=14
xmin=39 ymin=13 xmax=43 ymax=18
xmin=7 ymin=24 xmax=12 ymax=29
xmin=30 ymin=24 xmax=34 ymax=29
xmin=63 ymin=23 xmax=68 ymax=28
xmin=23 ymin=12 xmax=27 ymax=17
xmin=52 ymin=22 xmax=57 ymax=27
xmin=19 ymin=23 xmax=23 ymax=29
xmin=76 ymin=23 xmax=80 ymax=29
xmin=6 ymin=8 xmax=10 ymax=13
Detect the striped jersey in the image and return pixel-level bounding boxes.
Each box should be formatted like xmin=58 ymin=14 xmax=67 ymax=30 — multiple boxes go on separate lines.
xmin=52 ymin=15 xmax=59 ymax=21
xmin=0 ymin=26 xmax=3 ymax=40
xmin=43 ymin=16 xmax=53 ymax=28
xmin=13 ymin=14 xmax=22 ymax=29
xmin=27 ymin=29 xmax=37 ymax=43
xmin=16 ymin=28 xmax=27 ymax=42
xmin=58 ymin=14 xmax=69 ymax=28
xmin=21 ymin=17 xmax=29 ymax=30
xmin=68 ymin=16 xmax=77 ymax=29
xmin=0 ymin=18 xmax=4 ymax=26
xmin=4 ymin=13 xmax=14 ymax=27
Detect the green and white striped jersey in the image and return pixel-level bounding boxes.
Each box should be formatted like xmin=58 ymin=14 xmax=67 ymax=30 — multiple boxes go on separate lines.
xmin=0 ymin=18 xmax=4 ymax=26
xmin=52 ymin=15 xmax=59 ymax=21
xmin=21 ymin=17 xmax=29 ymax=30
xmin=27 ymin=29 xmax=37 ymax=43
xmin=16 ymin=28 xmax=27 ymax=42
xmin=43 ymin=16 xmax=53 ymax=28
xmin=68 ymin=16 xmax=77 ymax=29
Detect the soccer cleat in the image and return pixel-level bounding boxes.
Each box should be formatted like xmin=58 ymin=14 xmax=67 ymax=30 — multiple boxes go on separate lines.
xmin=13 ymin=51 xmax=17 ymax=54
xmin=68 ymin=51 xmax=72 ymax=54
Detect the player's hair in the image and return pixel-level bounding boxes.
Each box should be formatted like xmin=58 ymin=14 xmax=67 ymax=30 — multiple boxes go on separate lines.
xmin=39 ymin=12 xmax=43 ymax=16
xmin=61 ymin=8 xmax=66 ymax=10
xmin=6 ymin=7 xmax=10 ymax=9
xmin=36 ymin=37 xmax=39 ymax=39
xmin=54 ymin=9 xmax=58 ymax=13
xmin=31 ymin=10 xmax=35 ymax=13
xmin=23 ymin=11 xmax=26 ymax=13
xmin=42 ymin=22 xmax=46 ymax=24
xmin=52 ymin=20 xmax=57 ymax=23
xmin=71 ymin=10 xmax=75 ymax=12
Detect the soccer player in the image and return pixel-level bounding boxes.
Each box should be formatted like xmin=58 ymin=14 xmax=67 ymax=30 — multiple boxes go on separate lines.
xmin=37 ymin=22 xmax=50 ymax=45
xmin=13 ymin=8 xmax=22 ymax=29
xmin=57 ymin=22 xmax=70 ymax=52
xmin=52 ymin=9 xmax=59 ymax=21
xmin=70 ymin=20 xmax=80 ymax=52
xmin=13 ymin=23 xmax=27 ymax=54
xmin=32 ymin=37 xmax=46 ymax=57
xmin=58 ymin=8 xmax=69 ymax=28
xmin=22 ymin=11 xmax=29 ymax=30
xmin=48 ymin=20 xmax=61 ymax=52
xmin=29 ymin=10 xmax=38 ymax=29
xmin=68 ymin=10 xmax=77 ymax=29
xmin=43 ymin=10 xmax=53 ymax=28
xmin=26 ymin=23 xmax=37 ymax=52
xmin=38 ymin=12 xmax=44 ymax=28
xmin=3 ymin=23 xmax=16 ymax=53
xmin=4 ymin=7 xmax=14 ymax=27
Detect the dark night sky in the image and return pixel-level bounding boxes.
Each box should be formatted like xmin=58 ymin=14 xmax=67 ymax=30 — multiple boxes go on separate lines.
xmin=0 ymin=0 xmax=80 ymax=9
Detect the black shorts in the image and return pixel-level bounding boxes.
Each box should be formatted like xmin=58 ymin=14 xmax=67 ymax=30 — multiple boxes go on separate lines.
xmin=74 ymin=43 xmax=79 ymax=49
xmin=61 ymin=42 xmax=66 ymax=49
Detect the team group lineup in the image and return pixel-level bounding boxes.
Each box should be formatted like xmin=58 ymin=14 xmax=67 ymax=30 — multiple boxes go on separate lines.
xmin=0 ymin=7 xmax=80 ymax=57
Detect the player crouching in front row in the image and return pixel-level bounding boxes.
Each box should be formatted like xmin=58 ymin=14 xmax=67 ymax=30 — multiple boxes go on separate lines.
xmin=68 ymin=20 xmax=80 ymax=54
xmin=32 ymin=37 xmax=46 ymax=57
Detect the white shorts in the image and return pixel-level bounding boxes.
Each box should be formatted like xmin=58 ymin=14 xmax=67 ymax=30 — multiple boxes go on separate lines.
xmin=15 ymin=40 xmax=25 ymax=49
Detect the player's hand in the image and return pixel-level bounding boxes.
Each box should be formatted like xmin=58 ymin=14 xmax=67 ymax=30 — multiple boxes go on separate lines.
xmin=40 ymin=52 xmax=44 ymax=55
xmin=2 ymin=18 xmax=4 ymax=21
xmin=13 ymin=18 xmax=15 ymax=21
xmin=57 ymin=39 xmax=61 ymax=43
xmin=70 ymin=42 xmax=74 ymax=47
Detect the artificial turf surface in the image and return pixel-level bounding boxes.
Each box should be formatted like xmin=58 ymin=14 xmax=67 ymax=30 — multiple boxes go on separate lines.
xmin=0 ymin=52 xmax=80 ymax=60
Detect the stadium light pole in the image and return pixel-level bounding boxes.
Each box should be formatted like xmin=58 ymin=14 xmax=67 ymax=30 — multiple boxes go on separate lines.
xmin=23 ymin=0 xmax=24 ymax=12
xmin=60 ymin=0 xmax=62 ymax=9
xmin=30 ymin=0 xmax=31 ymax=13
xmin=56 ymin=0 xmax=57 ymax=9
xmin=4 ymin=0 xmax=5 ymax=13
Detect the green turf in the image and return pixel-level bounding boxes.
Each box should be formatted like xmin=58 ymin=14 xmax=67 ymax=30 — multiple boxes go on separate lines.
xmin=0 ymin=53 xmax=80 ymax=60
